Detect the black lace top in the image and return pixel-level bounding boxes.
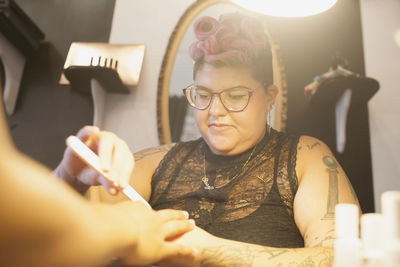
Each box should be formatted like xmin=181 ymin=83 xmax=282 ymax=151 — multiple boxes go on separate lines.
xmin=150 ymin=129 xmax=304 ymax=248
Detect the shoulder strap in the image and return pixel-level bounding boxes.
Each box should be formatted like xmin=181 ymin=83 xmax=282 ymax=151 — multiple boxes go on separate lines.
xmin=275 ymin=133 xmax=300 ymax=218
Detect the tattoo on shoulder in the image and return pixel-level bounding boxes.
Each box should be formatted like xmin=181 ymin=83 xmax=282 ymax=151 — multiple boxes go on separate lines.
xmin=133 ymin=143 xmax=175 ymax=161
xmin=307 ymin=142 xmax=321 ymax=150
xmin=298 ymin=141 xmax=321 ymax=151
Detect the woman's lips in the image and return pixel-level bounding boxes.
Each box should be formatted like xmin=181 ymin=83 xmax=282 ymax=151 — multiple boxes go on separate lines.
xmin=208 ymin=124 xmax=231 ymax=132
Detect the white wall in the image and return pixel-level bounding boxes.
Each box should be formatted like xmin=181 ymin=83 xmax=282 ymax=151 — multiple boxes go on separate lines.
xmin=102 ymin=0 xmax=195 ymax=152
xmin=360 ymin=0 xmax=400 ymax=211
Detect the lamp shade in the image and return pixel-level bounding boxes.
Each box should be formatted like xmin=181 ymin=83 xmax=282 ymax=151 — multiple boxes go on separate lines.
xmin=232 ymin=0 xmax=338 ymax=17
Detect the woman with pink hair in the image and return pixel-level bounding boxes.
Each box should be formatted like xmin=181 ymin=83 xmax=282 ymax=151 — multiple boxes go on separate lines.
xmin=56 ymin=13 xmax=359 ymax=266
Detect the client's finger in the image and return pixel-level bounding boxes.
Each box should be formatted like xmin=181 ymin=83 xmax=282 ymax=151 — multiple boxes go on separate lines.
xmin=98 ymin=131 xmax=116 ymax=172
xmin=162 ymin=220 xmax=195 ymax=240
xmin=79 ymin=167 xmax=102 ymax=186
xmin=98 ymin=175 xmax=118 ymax=195
xmin=111 ymin=139 xmax=134 ymax=188
xmin=157 ymin=209 xmax=190 ymax=222
xmin=66 ymin=126 xmax=100 ymax=161
xmin=75 ymin=125 xmax=100 ymax=143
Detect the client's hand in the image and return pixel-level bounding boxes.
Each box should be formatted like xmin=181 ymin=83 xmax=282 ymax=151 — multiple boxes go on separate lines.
xmin=55 ymin=125 xmax=134 ymax=194
xmin=157 ymin=226 xmax=217 ymax=267
xmin=113 ymin=202 xmax=197 ymax=266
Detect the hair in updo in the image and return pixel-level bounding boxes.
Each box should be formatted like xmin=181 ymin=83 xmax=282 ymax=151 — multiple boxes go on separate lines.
xmin=189 ymin=12 xmax=273 ymax=84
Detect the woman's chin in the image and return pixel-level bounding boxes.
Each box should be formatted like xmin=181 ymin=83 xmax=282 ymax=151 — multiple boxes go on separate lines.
xmin=205 ymin=137 xmax=236 ymax=155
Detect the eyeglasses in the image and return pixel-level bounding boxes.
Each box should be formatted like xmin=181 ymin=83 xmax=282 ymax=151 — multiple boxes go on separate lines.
xmin=183 ymin=83 xmax=265 ymax=112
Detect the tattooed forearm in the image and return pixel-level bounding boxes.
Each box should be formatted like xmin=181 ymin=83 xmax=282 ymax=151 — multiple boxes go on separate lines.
xmin=133 ymin=143 xmax=175 ymax=161
xmin=322 ymin=155 xmax=338 ymax=219
xmin=308 ymin=229 xmax=335 ymax=247
xmin=280 ymin=249 xmax=333 ymax=267
xmin=200 ymin=246 xmax=255 ymax=267
xmin=200 ymin=245 xmax=291 ymax=267
xmin=199 ymin=244 xmax=333 ymax=267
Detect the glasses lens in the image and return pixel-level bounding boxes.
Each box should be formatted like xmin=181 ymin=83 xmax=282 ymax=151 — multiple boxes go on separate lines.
xmin=221 ymin=87 xmax=250 ymax=111
xmin=188 ymin=86 xmax=211 ymax=109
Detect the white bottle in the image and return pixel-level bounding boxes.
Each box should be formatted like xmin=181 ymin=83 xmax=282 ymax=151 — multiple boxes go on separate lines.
xmin=381 ymin=191 xmax=400 ymax=267
xmin=361 ymin=213 xmax=385 ymax=267
xmin=333 ymin=203 xmax=362 ymax=267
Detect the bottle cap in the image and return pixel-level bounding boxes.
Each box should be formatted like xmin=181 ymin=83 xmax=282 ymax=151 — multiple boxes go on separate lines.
xmin=335 ymin=203 xmax=359 ymax=239
xmin=361 ymin=213 xmax=383 ymax=252
xmin=381 ymin=191 xmax=400 ymax=241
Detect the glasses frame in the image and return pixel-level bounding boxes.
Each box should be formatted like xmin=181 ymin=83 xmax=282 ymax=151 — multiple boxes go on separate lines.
xmin=182 ymin=83 xmax=266 ymax=112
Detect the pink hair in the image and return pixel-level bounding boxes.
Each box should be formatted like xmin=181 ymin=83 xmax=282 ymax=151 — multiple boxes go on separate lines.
xmin=189 ymin=12 xmax=271 ymax=81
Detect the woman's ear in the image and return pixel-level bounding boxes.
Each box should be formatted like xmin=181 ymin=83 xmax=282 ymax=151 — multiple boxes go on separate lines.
xmin=266 ymin=84 xmax=278 ymax=106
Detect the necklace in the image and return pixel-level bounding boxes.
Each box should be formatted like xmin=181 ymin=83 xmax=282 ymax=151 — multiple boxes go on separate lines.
xmin=202 ymin=145 xmax=257 ymax=190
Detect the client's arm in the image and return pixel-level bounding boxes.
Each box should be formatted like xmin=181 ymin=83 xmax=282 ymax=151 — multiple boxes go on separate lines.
xmin=159 ymin=226 xmax=332 ymax=266
xmin=0 ymin=149 xmax=195 ymax=267
xmin=160 ymin=136 xmax=360 ymax=267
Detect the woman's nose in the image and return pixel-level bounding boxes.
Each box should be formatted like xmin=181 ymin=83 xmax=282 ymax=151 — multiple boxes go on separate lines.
xmin=209 ymin=95 xmax=227 ymax=116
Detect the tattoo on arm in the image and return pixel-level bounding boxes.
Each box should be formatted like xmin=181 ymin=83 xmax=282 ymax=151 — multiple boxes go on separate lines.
xmin=133 ymin=144 xmax=175 ymax=161
xmin=307 ymin=142 xmax=321 ymax=150
xmin=322 ymin=155 xmax=359 ymax=217
xmin=200 ymin=246 xmax=256 ymax=267
xmin=199 ymin=244 xmax=332 ymax=267
xmin=279 ymin=249 xmax=333 ymax=267
xmin=308 ymin=229 xmax=335 ymax=247
xmin=298 ymin=142 xmax=321 ymax=151
xmin=200 ymin=245 xmax=292 ymax=267
xmin=322 ymin=155 xmax=338 ymax=220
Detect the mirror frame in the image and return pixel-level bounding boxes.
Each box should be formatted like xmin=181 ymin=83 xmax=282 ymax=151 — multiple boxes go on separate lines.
xmin=157 ymin=0 xmax=288 ymax=144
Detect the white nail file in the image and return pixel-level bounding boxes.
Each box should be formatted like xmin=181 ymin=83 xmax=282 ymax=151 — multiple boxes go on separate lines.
xmin=66 ymin=135 xmax=151 ymax=208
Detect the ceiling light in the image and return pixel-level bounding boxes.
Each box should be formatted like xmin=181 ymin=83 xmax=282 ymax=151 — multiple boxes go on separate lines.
xmin=395 ymin=29 xmax=400 ymax=48
xmin=232 ymin=0 xmax=338 ymax=17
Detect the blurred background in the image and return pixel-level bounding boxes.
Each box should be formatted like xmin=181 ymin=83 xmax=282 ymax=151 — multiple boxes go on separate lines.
xmin=2 ymin=0 xmax=399 ymax=213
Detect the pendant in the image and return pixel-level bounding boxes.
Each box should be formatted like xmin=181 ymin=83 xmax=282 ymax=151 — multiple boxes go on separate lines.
xmin=202 ymin=176 xmax=214 ymax=190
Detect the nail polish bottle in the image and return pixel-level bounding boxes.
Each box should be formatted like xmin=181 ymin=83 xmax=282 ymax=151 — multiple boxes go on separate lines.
xmin=333 ymin=203 xmax=362 ymax=267
xmin=381 ymin=191 xmax=400 ymax=267
xmin=361 ymin=213 xmax=385 ymax=267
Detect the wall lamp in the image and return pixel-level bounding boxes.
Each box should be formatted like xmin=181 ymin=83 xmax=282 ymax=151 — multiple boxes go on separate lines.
xmin=59 ymin=42 xmax=145 ymax=126
xmin=60 ymin=42 xmax=145 ymax=94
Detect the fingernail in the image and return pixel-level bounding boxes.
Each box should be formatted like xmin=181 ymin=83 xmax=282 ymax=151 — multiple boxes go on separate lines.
xmin=192 ymin=248 xmax=199 ymax=255
xmin=103 ymin=163 xmax=111 ymax=172
xmin=189 ymin=219 xmax=196 ymax=226
xmin=109 ymin=187 xmax=117 ymax=195
xmin=119 ymin=180 xmax=128 ymax=189
xmin=182 ymin=211 xmax=189 ymax=219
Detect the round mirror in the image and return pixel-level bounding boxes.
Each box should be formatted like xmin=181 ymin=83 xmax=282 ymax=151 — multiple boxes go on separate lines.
xmin=157 ymin=0 xmax=288 ymax=144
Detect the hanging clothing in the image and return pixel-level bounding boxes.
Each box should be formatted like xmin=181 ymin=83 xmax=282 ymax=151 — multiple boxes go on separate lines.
xmin=150 ymin=128 xmax=304 ymax=248
xmin=303 ymin=75 xmax=379 ymax=213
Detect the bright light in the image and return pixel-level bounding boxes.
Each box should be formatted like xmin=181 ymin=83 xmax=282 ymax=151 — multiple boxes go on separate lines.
xmin=395 ymin=29 xmax=400 ymax=48
xmin=232 ymin=0 xmax=338 ymax=17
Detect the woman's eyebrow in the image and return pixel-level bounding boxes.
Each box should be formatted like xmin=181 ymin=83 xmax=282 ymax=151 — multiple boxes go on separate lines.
xmin=194 ymin=85 xmax=212 ymax=90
